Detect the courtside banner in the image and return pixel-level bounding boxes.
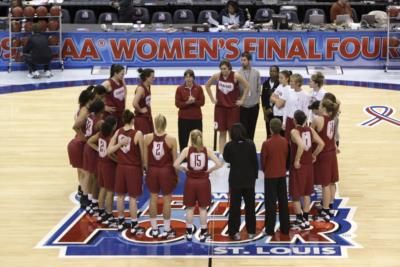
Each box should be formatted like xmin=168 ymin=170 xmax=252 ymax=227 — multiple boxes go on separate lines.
xmin=1 ymin=31 xmax=398 ymax=70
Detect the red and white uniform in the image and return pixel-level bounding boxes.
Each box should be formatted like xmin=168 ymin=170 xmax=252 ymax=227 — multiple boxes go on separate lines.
xmin=134 ymin=83 xmax=154 ymax=134
xmin=114 ymin=128 xmax=143 ymax=197
xmin=146 ymin=134 xmax=177 ymax=195
xmin=314 ymin=115 xmax=339 ymax=186
xmin=289 ymin=126 xmax=314 ymax=199
xmin=104 ymin=78 xmax=126 ymax=127
xmin=67 ymin=108 xmax=87 ymax=169
xmin=214 ymin=71 xmax=240 ymax=131
xmin=183 ymin=146 xmax=211 ymax=207
xmin=82 ymin=113 xmax=102 ymax=174
xmin=97 ymin=134 xmax=116 ymax=192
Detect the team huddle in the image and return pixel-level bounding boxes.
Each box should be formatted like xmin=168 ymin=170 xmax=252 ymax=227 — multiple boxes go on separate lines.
xmin=67 ymin=55 xmax=340 ymax=242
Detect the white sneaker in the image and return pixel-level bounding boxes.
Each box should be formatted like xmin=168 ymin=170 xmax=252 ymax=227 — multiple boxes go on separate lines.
xmin=44 ymin=70 xmax=53 ymax=78
xmin=27 ymin=71 xmax=40 ymax=79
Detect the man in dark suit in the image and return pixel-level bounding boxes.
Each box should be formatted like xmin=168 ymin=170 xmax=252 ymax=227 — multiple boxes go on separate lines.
xmin=23 ymin=23 xmax=52 ymax=78
xmin=261 ymin=66 xmax=280 ymax=138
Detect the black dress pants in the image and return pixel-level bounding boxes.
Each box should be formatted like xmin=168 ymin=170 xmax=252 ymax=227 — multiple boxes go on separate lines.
xmin=240 ymin=104 xmax=259 ymax=140
xmin=178 ymin=118 xmax=202 ymax=151
xmin=228 ymin=187 xmax=256 ymax=236
xmin=264 ymin=177 xmax=289 ymax=235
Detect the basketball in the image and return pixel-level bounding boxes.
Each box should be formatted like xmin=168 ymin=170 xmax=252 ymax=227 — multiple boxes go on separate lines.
xmin=11 ymin=21 xmax=21 ymax=32
xmin=23 ymin=6 xmax=35 ymax=17
xmin=38 ymin=20 xmax=48 ymax=32
xmin=11 ymin=6 xmax=23 ymax=17
xmin=49 ymin=6 xmax=61 ymax=16
xmin=48 ymin=19 xmax=59 ymax=31
xmin=36 ymin=6 xmax=48 ymax=17
xmin=24 ymin=21 xmax=33 ymax=32
xmin=11 ymin=37 xmax=21 ymax=47
xmin=48 ymin=35 xmax=59 ymax=45
xmin=388 ymin=37 xmax=400 ymax=48
xmin=388 ymin=6 xmax=399 ymax=18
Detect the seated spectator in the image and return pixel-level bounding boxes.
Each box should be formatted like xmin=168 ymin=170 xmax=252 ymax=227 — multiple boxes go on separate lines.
xmin=23 ymin=23 xmax=53 ymax=79
xmin=330 ymin=0 xmax=352 ymax=23
xmin=111 ymin=0 xmax=133 ymax=23
xmin=219 ymin=0 xmax=245 ymax=29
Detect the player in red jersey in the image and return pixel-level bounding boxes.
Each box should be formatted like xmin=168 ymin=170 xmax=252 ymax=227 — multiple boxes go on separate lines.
xmin=290 ymin=110 xmax=324 ymax=230
xmin=205 ymin=59 xmax=249 ymax=153
xmin=67 ymin=86 xmax=95 ymax=202
xmin=311 ymin=97 xmax=340 ymax=222
xmin=81 ymin=99 xmax=105 ymax=212
xmin=174 ymin=130 xmax=222 ymax=242
xmin=102 ymin=64 xmax=127 ymax=127
xmin=133 ymin=68 xmax=155 ymax=135
xmin=108 ymin=110 xmax=145 ymax=233
xmin=144 ymin=114 xmax=178 ymax=239
xmin=87 ymin=116 xmax=118 ymax=224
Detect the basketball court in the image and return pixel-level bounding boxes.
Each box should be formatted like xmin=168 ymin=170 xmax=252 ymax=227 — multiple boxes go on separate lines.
xmin=0 ymin=67 xmax=399 ymax=266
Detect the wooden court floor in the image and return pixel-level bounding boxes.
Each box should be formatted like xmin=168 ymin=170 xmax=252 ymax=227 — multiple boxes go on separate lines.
xmin=0 ymin=84 xmax=399 ymax=266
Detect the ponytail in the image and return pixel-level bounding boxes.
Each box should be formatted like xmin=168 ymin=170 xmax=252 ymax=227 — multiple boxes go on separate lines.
xmin=138 ymin=68 xmax=155 ymax=82
xmin=122 ymin=109 xmax=135 ymax=125
xmin=110 ymin=64 xmax=125 ymax=78
xmin=311 ymin=71 xmax=325 ymax=88
xmin=154 ymin=114 xmax=167 ymax=133
xmin=78 ymin=85 xmax=95 ymax=107
xmin=321 ymin=99 xmax=340 ymax=119
xmin=190 ymin=129 xmax=203 ymax=151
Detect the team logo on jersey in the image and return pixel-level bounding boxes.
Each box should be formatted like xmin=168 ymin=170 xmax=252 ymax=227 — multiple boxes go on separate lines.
xmin=361 ymin=105 xmax=400 ymax=127
xmin=37 ymin=165 xmax=360 ymax=258
xmin=218 ymin=81 xmax=234 ymax=94
xmin=113 ymin=87 xmax=125 ymax=101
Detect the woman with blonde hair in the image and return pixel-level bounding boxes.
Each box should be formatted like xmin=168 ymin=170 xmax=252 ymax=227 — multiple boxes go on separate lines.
xmin=174 ymin=130 xmax=222 ymax=242
xmin=144 ymin=114 xmax=178 ymax=239
xmin=283 ymin=73 xmax=311 ymax=141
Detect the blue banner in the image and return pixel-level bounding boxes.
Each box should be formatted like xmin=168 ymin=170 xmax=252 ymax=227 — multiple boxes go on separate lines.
xmin=1 ymin=30 xmax=398 ymax=70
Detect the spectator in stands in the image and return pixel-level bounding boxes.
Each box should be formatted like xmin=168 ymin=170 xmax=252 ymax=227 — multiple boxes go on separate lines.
xmin=111 ymin=0 xmax=133 ymax=23
xmin=330 ymin=0 xmax=353 ymax=23
xmin=219 ymin=0 xmax=245 ymax=29
xmin=23 ymin=23 xmax=53 ymax=79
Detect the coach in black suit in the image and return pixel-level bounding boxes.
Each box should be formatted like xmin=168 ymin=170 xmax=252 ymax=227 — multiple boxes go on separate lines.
xmin=261 ymin=66 xmax=280 ymax=138
xmin=223 ymin=123 xmax=258 ymax=241
xmin=23 ymin=23 xmax=52 ymax=78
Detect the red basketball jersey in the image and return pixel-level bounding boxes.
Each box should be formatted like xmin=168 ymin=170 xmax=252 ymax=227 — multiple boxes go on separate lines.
xmin=148 ymin=134 xmax=173 ymax=167
xmin=115 ymin=128 xmax=142 ymax=166
xmin=135 ymin=83 xmax=152 ymax=117
xmin=84 ymin=113 xmax=102 ymax=139
xmin=105 ymin=78 xmax=126 ymax=115
xmin=187 ymin=146 xmax=209 ymax=179
xmin=98 ymin=134 xmax=113 ymax=163
xmin=318 ymin=115 xmax=336 ymax=153
xmin=74 ymin=107 xmax=87 ymax=138
xmin=291 ymin=126 xmax=313 ymax=165
xmin=216 ymin=71 xmax=240 ymax=108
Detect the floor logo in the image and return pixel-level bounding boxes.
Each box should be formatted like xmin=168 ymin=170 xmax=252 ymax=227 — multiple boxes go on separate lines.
xmin=37 ymin=168 xmax=360 ymax=258
xmin=361 ymin=105 xmax=400 ymax=127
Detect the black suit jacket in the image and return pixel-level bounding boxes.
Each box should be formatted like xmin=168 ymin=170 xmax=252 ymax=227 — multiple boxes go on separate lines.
xmin=261 ymin=78 xmax=280 ymax=110
xmin=23 ymin=33 xmax=52 ymax=64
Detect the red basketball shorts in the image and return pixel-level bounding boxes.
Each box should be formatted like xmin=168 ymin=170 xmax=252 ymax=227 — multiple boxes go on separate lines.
xmin=214 ymin=105 xmax=240 ymax=132
xmin=82 ymin=143 xmax=98 ymax=174
xmin=314 ymin=150 xmax=339 ymax=187
xmin=97 ymin=160 xmax=116 ymax=192
xmin=289 ymin=163 xmax=314 ymax=199
xmin=183 ymin=177 xmax=211 ymax=208
xmin=67 ymin=138 xmax=85 ymax=169
xmin=146 ymin=166 xmax=177 ymax=195
xmin=115 ymin=164 xmax=143 ymax=198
